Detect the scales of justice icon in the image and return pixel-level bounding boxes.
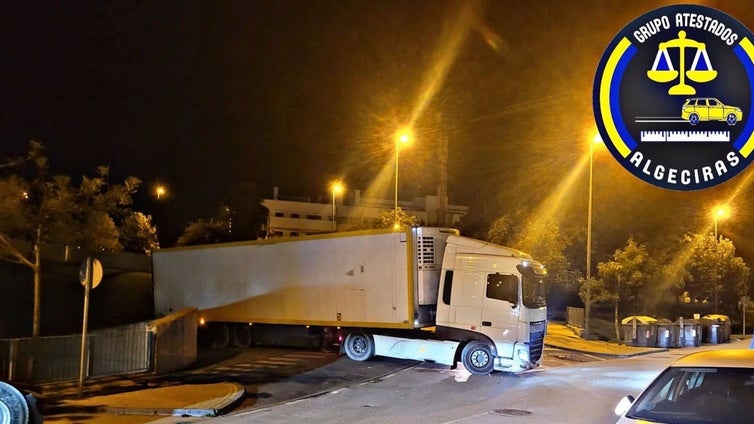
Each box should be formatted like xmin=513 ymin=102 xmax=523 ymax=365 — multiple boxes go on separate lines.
xmin=647 ymin=30 xmax=718 ymax=95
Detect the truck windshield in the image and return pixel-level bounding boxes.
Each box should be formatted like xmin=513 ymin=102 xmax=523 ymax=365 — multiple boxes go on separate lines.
xmin=518 ymin=263 xmax=547 ymax=309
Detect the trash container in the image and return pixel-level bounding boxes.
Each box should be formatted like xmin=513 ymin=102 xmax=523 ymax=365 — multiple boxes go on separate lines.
xmin=655 ymin=319 xmax=676 ymax=348
xmin=702 ymin=314 xmax=730 ymax=342
xmin=707 ymin=323 xmax=721 ymax=344
xmin=700 ymin=316 xmax=725 ymax=344
xmin=621 ymin=316 xmax=658 ymax=347
xmin=676 ymin=317 xmax=701 ymax=347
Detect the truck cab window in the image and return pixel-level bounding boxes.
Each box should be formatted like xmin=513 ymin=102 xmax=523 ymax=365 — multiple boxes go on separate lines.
xmin=486 ymin=273 xmax=518 ymax=305
xmin=518 ymin=264 xmax=547 ymax=308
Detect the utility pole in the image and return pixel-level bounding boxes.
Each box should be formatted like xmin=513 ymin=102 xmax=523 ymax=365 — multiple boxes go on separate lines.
xmin=437 ymin=111 xmax=448 ymax=227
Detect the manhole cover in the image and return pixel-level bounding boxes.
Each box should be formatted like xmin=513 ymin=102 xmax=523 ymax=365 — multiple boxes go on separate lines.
xmin=491 ymin=408 xmax=532 ymax=417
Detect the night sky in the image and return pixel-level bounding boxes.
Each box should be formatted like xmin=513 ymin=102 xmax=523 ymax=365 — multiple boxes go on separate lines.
xmin=3 ymin=0 xmax=754 ymax=261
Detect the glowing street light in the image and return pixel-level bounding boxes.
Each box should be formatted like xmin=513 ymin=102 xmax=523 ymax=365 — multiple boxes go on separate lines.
xmin=713 ymin=205 xmax=729 ymax=240
xmin=584 ymin=132 xmax=602 ymax=338
xmin=394 ymin=127 xmax=413 ymax=228
xmin=331 ymin=181 xmax=344 ymax=232
xmin=155 ymin=185 xmax=166 ymax=200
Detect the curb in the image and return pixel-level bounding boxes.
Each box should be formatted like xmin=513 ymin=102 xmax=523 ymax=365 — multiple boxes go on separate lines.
xmin=103 ymin=382 xmax=245 ymax=418
xmin=545 ymin=340 xmax=668 ymax=358
xmin=47 ymin=382 xmax=246 ymax=422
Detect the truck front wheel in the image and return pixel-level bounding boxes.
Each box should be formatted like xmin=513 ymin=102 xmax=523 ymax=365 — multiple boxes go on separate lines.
xmin=461 ymin=341 xmax=494 ymax=374
xmin=343 ymin=332 xmax=375 ymax=361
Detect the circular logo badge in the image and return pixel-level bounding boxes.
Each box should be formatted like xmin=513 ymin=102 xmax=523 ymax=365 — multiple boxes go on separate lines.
xmin=593 ymin=4 xmax=754 ymax=190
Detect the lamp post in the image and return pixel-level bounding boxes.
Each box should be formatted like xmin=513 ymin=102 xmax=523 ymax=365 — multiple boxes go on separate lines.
xmin=712 ymin=205 xmax=729 ymax=313
xmin=713 ymin=206 xmax=728 ymax=240
xmin=155 ymin=185 xmax=166 ymax=200
xmin=584 ymin=133 xmax=602 ymax=337
xmin=394 ymin=128 xmax=412 ymax=228
xmin=331 ymin=182 xmax=344 ymax=232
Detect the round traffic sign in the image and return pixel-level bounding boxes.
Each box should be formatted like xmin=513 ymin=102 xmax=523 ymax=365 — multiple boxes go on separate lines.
xmin=79 ymin=258 xmax=103 ymax=289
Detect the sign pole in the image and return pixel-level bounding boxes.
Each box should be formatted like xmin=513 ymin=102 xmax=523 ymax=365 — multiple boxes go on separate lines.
xmin=76 ymin=257 xmax=102 ymax=398
xmin=78 ymin=257 xmax=92 ymax=398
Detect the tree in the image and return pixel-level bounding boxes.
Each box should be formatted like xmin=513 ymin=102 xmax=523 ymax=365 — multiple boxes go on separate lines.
xmin=589 ymin=239 xmax=658 ymax=340
xmin=120 ymin=212 xmax=160 ymax=253
xmin=0 ymin=141 xmax=155 ymax=337
xmin=487 ymin=212 xmax=581 ymax=311
xmin=486 ymin=213 xmax=518 ymax=246
xmin=176 ymin=219 xmax=233 ymax=246
xmin=176 ymin=187 xmax=269 ymax=246
xmin=683 ymin=233 xmax=750 ymax=315
xmin=376 ymin=207 xmax=420 ymax=228
xmin=220 ymin=181 xmax=269 ymax=240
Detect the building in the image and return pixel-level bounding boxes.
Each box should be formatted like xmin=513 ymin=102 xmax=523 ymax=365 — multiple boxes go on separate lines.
xmin=262 ymin=187 xmax=468 ymax=237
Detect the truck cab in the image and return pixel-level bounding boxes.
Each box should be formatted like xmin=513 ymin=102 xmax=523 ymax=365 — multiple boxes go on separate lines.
xmin=434 ymin=236 xmax=547 ymax=373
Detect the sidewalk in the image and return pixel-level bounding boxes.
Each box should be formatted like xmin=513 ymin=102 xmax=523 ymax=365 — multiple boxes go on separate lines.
xmin=43 ymin=380 xmax=244 ymax=423
xmin=545 ymin=322 xmax=666 ymax=357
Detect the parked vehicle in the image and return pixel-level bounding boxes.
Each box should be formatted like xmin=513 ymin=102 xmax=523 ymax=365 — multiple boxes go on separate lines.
xmin=152 ymin=227 xmax=548 ymax=374
xmin=681 ymin=97 xmax=743 ymax=125
xmin=615 ymin=349 xmax=754 ymax=423
xmin=0 ymin=381 xmax=43 ymax=424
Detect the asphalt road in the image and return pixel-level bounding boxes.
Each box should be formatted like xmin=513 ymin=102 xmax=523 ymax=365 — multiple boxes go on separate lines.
xmin=41 ymin=344 xmax=605 ymax=423
xmin=216 ymin=341 xmax=749 ymax=424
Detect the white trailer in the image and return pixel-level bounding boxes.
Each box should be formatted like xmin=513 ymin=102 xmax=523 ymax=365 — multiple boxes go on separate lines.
xmin=153 ymin=227 xmax=547 ymax=374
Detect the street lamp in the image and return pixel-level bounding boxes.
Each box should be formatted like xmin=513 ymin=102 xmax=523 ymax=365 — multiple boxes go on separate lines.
xmin=331 ymin=181 xmax=344 ymax=232
xmin=155 ymin=185 xmax=166 ymax=200
xmin=713 ymin=206 xmax=729 ymax=240
xmin=584 ymin=133 xmax=602 ymax=337
xmin=712 ymin=205 xmax=729 ymax=313
xmin=394 ymin=127 xmax=413 ymax=228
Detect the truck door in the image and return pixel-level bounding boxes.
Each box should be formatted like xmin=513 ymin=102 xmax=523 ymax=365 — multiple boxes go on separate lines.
xmin=481 ymin=272 xmax=520 ymax=358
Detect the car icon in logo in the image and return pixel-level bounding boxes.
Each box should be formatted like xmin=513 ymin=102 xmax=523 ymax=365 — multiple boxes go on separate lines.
xmin=680 ymin=97 xmax=743 ymax=126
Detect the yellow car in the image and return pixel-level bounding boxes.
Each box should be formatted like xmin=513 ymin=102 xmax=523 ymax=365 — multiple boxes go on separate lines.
xmin=681 ymin=97 xmax=743 ymax=125
xmin=614 ymin=349 xmax=754 ymax=423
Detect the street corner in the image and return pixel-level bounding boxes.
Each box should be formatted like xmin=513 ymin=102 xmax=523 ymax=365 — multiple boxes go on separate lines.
xmin=545 ymin=322 xmax=667 ymax=357
xmin=49 ymin=382 xmax=245 ymax=421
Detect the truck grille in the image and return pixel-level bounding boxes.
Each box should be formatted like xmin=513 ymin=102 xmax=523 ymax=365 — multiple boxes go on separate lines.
xmin=529 ymin=321 xmax=545 ymax=362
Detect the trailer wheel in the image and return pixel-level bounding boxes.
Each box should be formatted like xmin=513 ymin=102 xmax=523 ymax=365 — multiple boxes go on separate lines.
xmin=461 ymin=341 xmax=494 ymax=375
xmin=233 ymin=324 xmax=253 ymax=347
xmin=211 ymin=324 xmax=231 ymax=348
xmin=343 ymin=332 xmax=374 ymax=361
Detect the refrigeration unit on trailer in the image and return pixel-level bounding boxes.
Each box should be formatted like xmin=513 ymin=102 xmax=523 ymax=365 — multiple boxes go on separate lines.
xmin=153 ymin=227 xmax=547 ymax=374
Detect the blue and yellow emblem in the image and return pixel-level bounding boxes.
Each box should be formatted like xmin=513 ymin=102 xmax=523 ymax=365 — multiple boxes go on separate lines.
xmin=593 ymin=4 xmax=754 ymax=190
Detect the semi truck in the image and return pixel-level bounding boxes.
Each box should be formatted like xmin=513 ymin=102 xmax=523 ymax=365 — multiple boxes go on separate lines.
xmin=152 ymin=227 xmax=548 ymax=374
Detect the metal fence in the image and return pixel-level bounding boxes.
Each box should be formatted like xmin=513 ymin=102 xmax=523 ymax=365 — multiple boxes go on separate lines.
xmin=0 ymin=323 xmax=151 ymax=384
xmin=0 ymin=308 xmax=198 ymax=385
xmin=567 ymin=306 xmax=585 ymax=328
